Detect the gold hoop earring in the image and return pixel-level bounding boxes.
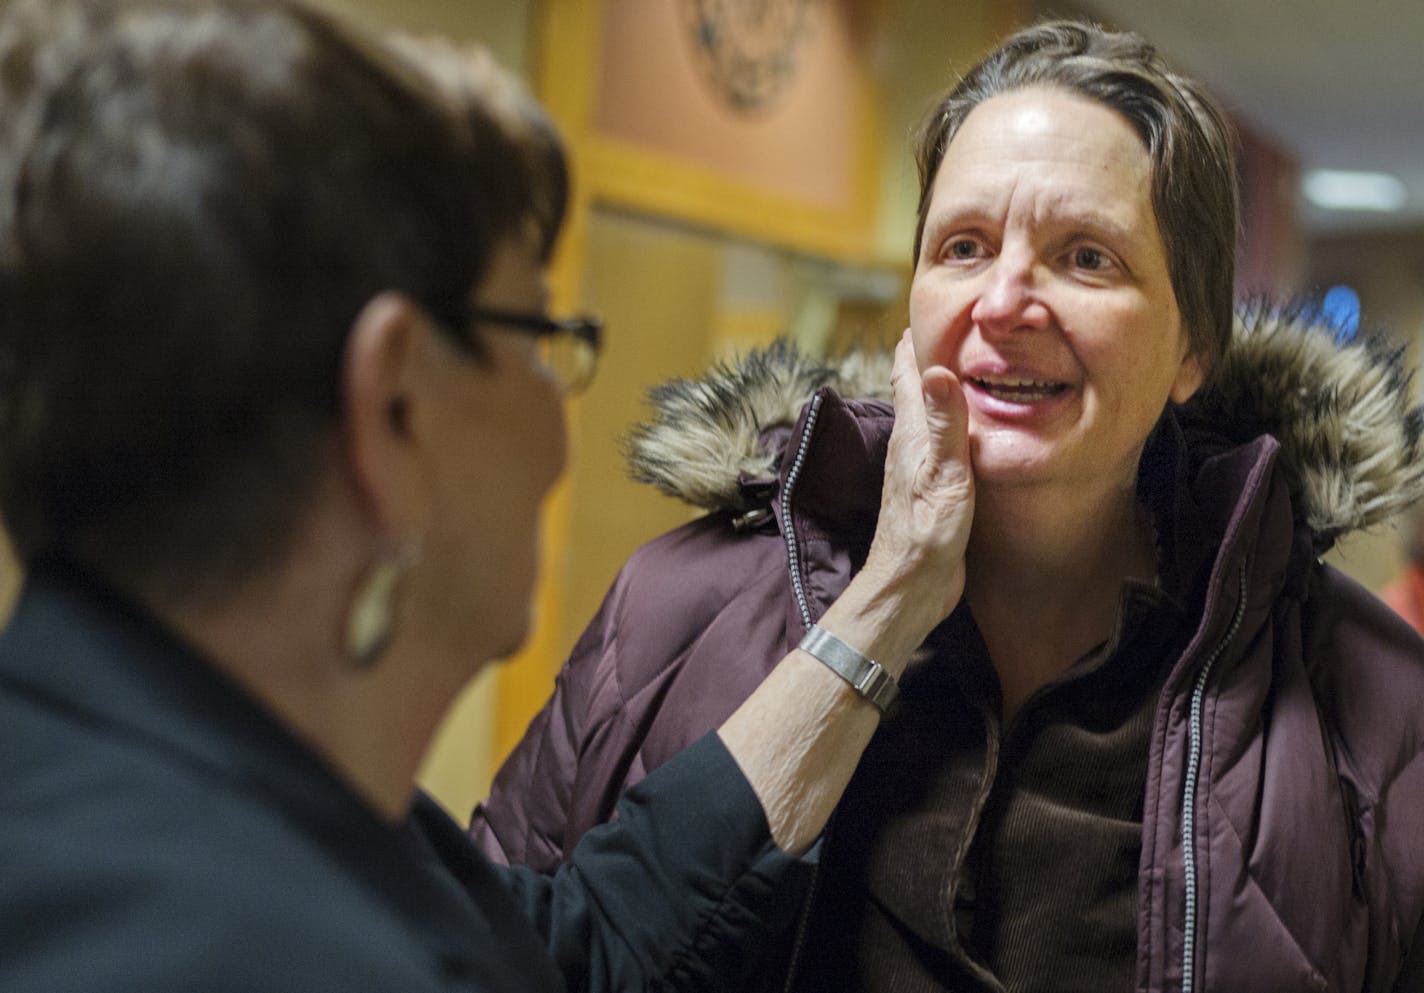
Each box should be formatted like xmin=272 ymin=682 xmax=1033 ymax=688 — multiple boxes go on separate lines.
xmin=344 ymin=544 xmax=419 ymax=669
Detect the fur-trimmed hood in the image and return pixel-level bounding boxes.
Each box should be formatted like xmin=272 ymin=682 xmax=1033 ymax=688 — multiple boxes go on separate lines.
xmin=627 ymin=306 xmax=1424 ymax=544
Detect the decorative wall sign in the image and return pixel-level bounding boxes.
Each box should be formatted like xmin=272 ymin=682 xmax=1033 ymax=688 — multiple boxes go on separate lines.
xmin=592 ymin=0 xmax=871 ymax=258
xmin=680 ymin=0 xmax=814 ymax=114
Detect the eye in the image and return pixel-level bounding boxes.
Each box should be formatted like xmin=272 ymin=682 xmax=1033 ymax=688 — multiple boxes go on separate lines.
xmin=1073 ymin=246 xmax=1108 ymax=270
xmin=1063 ymin=243 xmax=1122 ymax=276
xmin=945 ymin=237 xmax=985 ymax=262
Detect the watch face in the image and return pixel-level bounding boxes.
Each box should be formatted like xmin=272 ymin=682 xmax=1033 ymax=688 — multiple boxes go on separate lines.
xmin=681 ymin=0 xmax=814 ymax=114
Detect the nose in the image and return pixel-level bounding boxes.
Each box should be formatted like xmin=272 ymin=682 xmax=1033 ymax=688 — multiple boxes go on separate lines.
xmin=970 ymin=245 xmax=1047 ymax=333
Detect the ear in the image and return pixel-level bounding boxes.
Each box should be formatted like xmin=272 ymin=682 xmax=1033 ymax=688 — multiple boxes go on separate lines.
xmin=1169 ymin=348 xmax=1206 ymax=404
xmin=341 ymin=292 xmax=436 ymax=538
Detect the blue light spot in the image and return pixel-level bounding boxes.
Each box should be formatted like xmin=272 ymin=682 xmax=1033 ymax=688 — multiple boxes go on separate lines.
xmin=1322 ymin=285 xmax=1360 ymax=342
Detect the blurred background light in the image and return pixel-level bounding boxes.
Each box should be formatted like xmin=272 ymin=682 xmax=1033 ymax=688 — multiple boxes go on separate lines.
xmin=1321 ymin=284 xmax=1361 ymax=341
xmin=1302 ymin=169 xmax=1408 ymax=213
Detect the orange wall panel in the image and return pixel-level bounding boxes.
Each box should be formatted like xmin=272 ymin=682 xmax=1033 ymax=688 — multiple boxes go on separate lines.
xmin=595 ymin=0 xmax=862 ymax=211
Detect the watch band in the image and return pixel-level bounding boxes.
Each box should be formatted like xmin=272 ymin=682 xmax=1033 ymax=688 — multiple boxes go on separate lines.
xmin=797 ymin=624 xmax=899 ymax=715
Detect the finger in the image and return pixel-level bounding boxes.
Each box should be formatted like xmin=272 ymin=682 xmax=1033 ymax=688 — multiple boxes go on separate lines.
xmin=889 ymin=330 xmax=926 ymax=428
xmin=919 ymin=365 xmax=970 ymax=466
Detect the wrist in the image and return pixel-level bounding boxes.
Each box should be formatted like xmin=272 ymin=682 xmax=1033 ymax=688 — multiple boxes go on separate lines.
xmin=817 ymin=565 xmax=961 ymax=678
xmin=797 ymin=624 xmax=899 ymax=714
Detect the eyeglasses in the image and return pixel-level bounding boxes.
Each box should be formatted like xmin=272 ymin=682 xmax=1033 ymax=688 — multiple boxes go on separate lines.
xmin=465 ymin=306 xmax=603 ymax=395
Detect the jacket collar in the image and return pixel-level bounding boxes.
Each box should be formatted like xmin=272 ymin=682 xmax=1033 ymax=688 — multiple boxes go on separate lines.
xmin=767 ymin=394 xmax=1270 ymax=611
xmin=772 ymin=390 xmax=892 ymax=543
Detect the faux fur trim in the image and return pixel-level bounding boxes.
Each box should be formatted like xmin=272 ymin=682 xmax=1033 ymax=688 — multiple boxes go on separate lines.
xmin=625 ymin=339 xmax=891 ymax=513
xmin=1185 ymin=303 xmax=1424 ymax=541
xmin=626 ymin=308 xmax=1424 ymax=539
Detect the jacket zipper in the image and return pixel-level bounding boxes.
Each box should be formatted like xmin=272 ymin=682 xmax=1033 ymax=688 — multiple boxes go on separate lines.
xmin=783 ymin=390 xmax=1245 ymax=992
xmin=779 ymin=391 xmax=824 ymax=993
xmin=783 ymin=392 xmax=824 ymax=632
xmin=1179 ymin=561 xmax=1248 ymax=993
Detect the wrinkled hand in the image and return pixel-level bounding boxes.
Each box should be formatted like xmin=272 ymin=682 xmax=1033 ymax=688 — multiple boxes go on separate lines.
xmin=719 ymin=333 xmax=974 ymax=851
xmin=856 ymin=330 xmax=974 ymax=649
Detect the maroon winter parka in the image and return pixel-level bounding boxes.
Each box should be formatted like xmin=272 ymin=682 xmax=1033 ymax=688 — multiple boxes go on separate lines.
xmin=472 ymin=309 xmax=1424 ymax=992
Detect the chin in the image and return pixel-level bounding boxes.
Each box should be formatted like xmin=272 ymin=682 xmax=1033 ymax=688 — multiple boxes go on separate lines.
xmin=490 ymin=634 xmax=530 ymax=665
xmin=968 ymin=435 xmax=1062 ymax=486
xmin=485 ymin=611 xmax=535 ymax=664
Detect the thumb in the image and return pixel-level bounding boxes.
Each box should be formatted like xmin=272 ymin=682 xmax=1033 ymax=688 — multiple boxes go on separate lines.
xmin=919 ymin=366 xmax=970 ymax=467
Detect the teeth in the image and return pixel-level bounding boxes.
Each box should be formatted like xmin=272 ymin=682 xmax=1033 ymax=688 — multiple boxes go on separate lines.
xmin=979 ymin=377 xmax=1057 ymax=389
xmin=973 ymin=377 xmax=1066 ymax=400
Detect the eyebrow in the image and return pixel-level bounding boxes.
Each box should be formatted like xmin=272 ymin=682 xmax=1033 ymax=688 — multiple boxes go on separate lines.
xmin=923 ymin=191 xmax=1151 ymax=251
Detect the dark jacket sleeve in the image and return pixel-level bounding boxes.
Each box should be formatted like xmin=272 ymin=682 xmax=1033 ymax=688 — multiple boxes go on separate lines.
xmin=493 ymin=733 xmax=810 ymax=993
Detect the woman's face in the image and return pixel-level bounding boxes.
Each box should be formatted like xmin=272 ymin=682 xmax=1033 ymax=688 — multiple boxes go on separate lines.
xmin=419 ymin=230 xmax=567 ymax=663
xmin=909 ymin=86 xmax=1203 ymax=495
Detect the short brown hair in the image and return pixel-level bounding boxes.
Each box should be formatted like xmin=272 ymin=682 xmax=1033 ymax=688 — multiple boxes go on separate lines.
xmin=388 ymin=34 xmax=569 ymax=263
xmin=0 ymin=0 xmax=542 ymax=600
xmin=913 ymin=20 xmax=1239 ymax=370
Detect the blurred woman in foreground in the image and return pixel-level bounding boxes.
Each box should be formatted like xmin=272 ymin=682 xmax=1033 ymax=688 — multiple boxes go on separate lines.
xmin=0 ymin=1 xmax=972 ymax=990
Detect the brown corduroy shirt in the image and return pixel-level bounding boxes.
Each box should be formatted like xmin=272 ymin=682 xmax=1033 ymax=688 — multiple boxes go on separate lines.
xmin=793 ymin=589 xmax=1188 ymax=993
xmin=791 ymin=433 xmax=1206 ymax=993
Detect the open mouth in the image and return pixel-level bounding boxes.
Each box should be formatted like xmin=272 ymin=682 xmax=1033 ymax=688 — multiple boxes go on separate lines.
xmin=970 ymin=377 xmax=1068 ymax=403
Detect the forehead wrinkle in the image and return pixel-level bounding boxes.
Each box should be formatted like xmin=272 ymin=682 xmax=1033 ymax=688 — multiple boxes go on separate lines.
xmin=932 ymin=155 xmax=1151 ymax=253
xmin=1027 ymin=180 xmax=1147 ymax=248
xmin=932 ymin=97 xmax=1160 ymax=258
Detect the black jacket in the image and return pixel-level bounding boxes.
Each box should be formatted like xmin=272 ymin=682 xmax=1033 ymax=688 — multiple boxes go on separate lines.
xmin=0 ymin=564 xmax=805 ymax=992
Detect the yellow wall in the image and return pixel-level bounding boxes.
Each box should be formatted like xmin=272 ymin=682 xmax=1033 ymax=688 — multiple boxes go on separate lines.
xmin=561 ymin=211 xmax=726 ymax=642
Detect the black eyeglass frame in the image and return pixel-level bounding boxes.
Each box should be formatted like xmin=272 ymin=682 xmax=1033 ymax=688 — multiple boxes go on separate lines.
xmin=466 ymin=306 xmax=601 ymax=351
xmin=463 ymin=306 xmax=603 ymax=393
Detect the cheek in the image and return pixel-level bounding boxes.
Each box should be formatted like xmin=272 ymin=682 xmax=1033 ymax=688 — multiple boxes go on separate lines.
xmin=1134 ymin=330 xmax=1191 ymax=396
xmin=908 ymin=278 xmax=967 ymax=366
xmin=545 ymin=405 xmax=569 ymax=486
xmin=489 ymin=365 xmax=567 ymax=485
xmin=1081 ymin=299 xmax=1172 ymax=371
xmin=1083 ymin=326 xmax=1186 ymax=423
xmin=531 ymin=378 xmax=568 ymax=470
